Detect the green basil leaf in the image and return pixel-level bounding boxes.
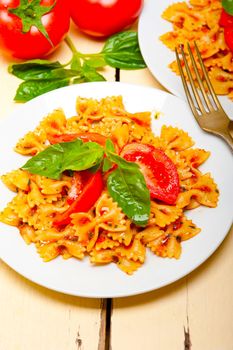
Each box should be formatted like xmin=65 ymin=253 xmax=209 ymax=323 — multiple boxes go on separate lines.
xmin=102 ymin=158 xmax=113 ymax=172
xmin=48 ymin=69 xmax=81 ymax=80
xmin=9 ymin=60 xmax=63 ymax=80
xmin=14 ymin=78 xmax=71 ymax=102
xmin=222 ymin=0 xmax=233 ymax=15
xmin=70 ymin=54 xmax=82 ymax=70
xmin=72 ymin=77 xmax=86 ymax=84
xmin=10 ymin=65 xmax=78 ymax=81
xmin=105 ymin=149 xmax=138 ymax=170
xmin=105 ymin=147 xmax=151 ymax=225
xmin=81 ymin=62 xmax=106 ymax=82
xmin=10 ymin=59 xmax=60 ymax=66
xmin=107 ymin=167 xmax=150 ymax=226
xmin=102 ymin=139 xmax=115 ymax=172
xmin=89 ymin=161 xmax=102 ymax=173
xmin=22 ymin=143 xmax=65 ymax=179
xmin=22 ymin=140 xmax=104 ymax=179
xmin=102 ymin=31 xmax=146 ymax=69
xmin=105 ymin=139 xmax=115 ymax=153
xmin=61 ymin=141 xmax=104 ymax=172
xmin=85 ymin=57 xmax=107 ymax=68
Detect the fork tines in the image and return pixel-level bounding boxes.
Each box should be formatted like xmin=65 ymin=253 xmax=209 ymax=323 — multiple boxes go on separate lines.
xmin=175 ymin=42 xmax=222 ymax=116
xmin=175 ymin=42 xmax=233 ymax=151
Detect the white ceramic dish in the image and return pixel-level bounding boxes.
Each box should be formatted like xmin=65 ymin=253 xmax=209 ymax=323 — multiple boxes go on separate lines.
xmin=0 ymin=82 xmax=232 ymax=298
xmin=138 ymin=0 xmax=233 ymax=120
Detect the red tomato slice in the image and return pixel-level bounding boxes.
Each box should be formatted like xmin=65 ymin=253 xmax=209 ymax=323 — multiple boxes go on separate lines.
xmin=53 ymin=170 xmax=103 ymax=227
xmin=70 ymin=0 xmax=143 ymax=37
xmin=66 ymin=172 xmax=84 ymax=205
xmin=219 ymin=9 xmax=233 ymax=27
xmin=121 ymin=143 xmax=180 ymax=204
xmin=48 ymin=133 xmax=80 ymax=144
xmin=224 ymin=27 xmax=233 ymax=53
xmin=48 ymin=132 xmax=108 ymax=146
xmin=66 ymin=170 xmax=98 ymax=204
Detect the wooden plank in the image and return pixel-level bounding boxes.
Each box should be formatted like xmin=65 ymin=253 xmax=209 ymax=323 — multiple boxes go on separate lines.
xmin=119 ymin=67 xmax=167 ymax=91
xmin=98 ymin=299 xmax=112 ymax=350
xmin=111 ymin=279 xmax=188 ymax=350
xmin=187 ymin=227 xmax=233 ymax=350
xmin=0 ymin=262 xmax=102 ymax=350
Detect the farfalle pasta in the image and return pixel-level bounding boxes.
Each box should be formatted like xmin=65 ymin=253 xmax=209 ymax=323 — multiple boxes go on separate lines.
xmin=0 ymin=96 xmax=219 ymax=274
xmin=160 ymin=0 xmax=233 ymax=100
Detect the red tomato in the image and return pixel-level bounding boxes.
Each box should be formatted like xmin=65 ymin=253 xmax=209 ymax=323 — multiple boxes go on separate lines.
xmin=66 ymin=170 xmax=99 ymax=205
xmin=53 ymin=170 xmax=104 ymax=227
xmin=0 ymin=0 xmax=70 ymax=59
xmin=219 ymin=9 xmax=233 ymax=53
xmin=70 ymin=0 xmax=144 ymax=37
xmin=121 ymin=143 xmax=180 ymax=205
xmin=48 ymin=132 xmax=108 ymax=146
xmin=224 ymin=27 xmax=233 ymax=53
xmin=66 ymin=172 xmax=84 ymax=205
xmin=219 ymin=9 xmax=233 ymax=27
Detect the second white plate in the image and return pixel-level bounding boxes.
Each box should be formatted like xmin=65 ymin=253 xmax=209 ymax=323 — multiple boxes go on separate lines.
xmin=138 ymin=0 xmax=233 ymax=120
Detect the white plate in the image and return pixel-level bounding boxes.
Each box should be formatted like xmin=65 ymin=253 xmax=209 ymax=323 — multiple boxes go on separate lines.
xmin=138 ymin=0 xmax=233 ymax=120
xmin=0 ymin=82 xmax=232 ymax=298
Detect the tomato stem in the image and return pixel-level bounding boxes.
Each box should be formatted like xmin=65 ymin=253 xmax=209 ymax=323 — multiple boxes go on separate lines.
xmin=65 ymin=36 xmax=78 ymax=54
xmin=78 ymin=52 xmax=103 ymax=58
xmin=65 ymin=36 xmax=102 ymax=59
xmin=9 ymin=0 xmax=56 ymax=47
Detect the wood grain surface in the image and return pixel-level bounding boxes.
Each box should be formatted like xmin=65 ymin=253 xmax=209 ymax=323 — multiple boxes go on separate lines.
xmin=0 ymin=21 xmax=232 ymax=350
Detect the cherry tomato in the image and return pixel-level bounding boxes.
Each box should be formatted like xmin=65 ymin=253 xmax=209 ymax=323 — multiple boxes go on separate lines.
xmin=224 ymin=27 xmax=233 ymax=53
xmin=219 ymin=9 xmax=233 ymax=27
xmin=53 ymin=170 xmax=104 ymax=227
xmin=0 ymin=0 xmax=70 ymax=59
xmin=48 ymin=132 xmax=108 ymax=147
xmin=70 ymin=0 xmax=144 ymax=37
xmin=120 ymin=143 xmax=180 ymax=205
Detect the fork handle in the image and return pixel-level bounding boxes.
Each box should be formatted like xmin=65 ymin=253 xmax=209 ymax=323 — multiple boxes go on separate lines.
xmin=228 ymin=120 xmax=233 ymax=140
xmin=219 ymin=131 xmax=233 ymax=152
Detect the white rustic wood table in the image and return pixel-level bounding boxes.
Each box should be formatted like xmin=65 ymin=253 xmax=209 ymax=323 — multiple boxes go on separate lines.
xmin=0 ymin=22 xmax=232 ymax=350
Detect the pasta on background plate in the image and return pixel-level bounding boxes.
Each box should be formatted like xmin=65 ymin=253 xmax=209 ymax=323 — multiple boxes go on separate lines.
xmin=0 ymin=96 xmax=219 ymax=274
xmin=160 ymin=0 xmax=233 ymax=100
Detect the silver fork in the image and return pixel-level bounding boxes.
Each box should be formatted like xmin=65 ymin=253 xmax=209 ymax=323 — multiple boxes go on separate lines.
xmin=175 ymin=42 xmax=233 ymax=151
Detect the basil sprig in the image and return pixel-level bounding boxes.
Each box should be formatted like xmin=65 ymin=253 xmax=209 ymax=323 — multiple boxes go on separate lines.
xmin=222 ymin=0 xmax=233 ymax=15
xmin=102 ymin=31 xmax=146 ymax=69
xmin=105 ymin=141 xmax=151 ymax=226
xmin=9 ymin=59 xmax=106 ymax=103
xmin=9 ymin=31 xmax=146 ymax=102
xmin=21 ymin=138 xmax=150 ymax=226
xmin=22 ymin=139 xmax=104 ymax=179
